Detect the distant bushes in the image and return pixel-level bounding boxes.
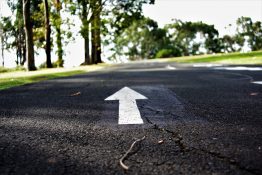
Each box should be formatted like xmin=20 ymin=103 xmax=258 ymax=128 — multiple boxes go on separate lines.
xmin=155 ymin=49 xmax=174 ymax=58
xmin=0 ymin=66 xmax=26 ymax=73
xmin=39 ymin=59 xmax=64 ymax=69
xmin=155 ymin=48 xmax=182 ymax=58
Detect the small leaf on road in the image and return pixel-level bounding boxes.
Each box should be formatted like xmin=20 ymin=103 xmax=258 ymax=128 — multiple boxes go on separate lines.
xmin=250 ymin=92 xmax=258 ymax=96
xmin=70 ymin=92 xmax=81 ymax=96
xmin=158 ymin=140 xmax=164 ymax=144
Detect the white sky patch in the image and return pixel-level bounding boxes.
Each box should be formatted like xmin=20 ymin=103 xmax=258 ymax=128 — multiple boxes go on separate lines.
xmin=143 ymin=0 xmax=262 ymax=36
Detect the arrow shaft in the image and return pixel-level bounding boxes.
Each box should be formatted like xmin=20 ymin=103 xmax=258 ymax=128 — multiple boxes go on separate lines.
xmin=118 ymin=100 xmax=143 ymax=124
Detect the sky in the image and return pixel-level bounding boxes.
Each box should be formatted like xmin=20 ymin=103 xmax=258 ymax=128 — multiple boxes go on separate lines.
xmin=143 ymin=0 xmax=262 ymax=36
xmin=0 ymin=0 xmax=262 ymax=67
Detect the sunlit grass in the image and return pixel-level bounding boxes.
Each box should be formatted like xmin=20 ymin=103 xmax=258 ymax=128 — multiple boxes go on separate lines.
xmin=167 ymin=50 xmax=262 ymax=65
xmin=0 ymin=64 xmax=108 ymax=90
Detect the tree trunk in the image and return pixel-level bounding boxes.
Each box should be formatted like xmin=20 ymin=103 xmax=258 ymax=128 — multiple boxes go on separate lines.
xmin=55 ymin=0 xmax=63 ymax=67
xmin=1 ymin=35 xmax=4 ymax=67
xmin=81 ymin=0 xmax=91 ymax=65
xmin=21 ymin=44 xmax=26 ymax=65
xmin=91 ymin=18 xmax=96 ymax=64
xmin=23 ymin=0 xmax=36 ymax=71
xmin=91 ymin=0 xmax=102 ymax=64
xmin=96 ymin=0 xmax=102 ymax=63
xmin=44 ymin=0 xmax=52 ymax=68
xmin=84 ymin=24 xmax=90 ymax=65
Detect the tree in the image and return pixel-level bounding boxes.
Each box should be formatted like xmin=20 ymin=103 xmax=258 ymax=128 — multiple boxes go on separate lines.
xmin=165 ymin=20 xmax=222 ymax=56
xmin=91 ymin=0 xmax=102 ymax=64
xmin=78 ymin=0 xmax=91 ymax=65
xmin=0 ymin=17 xmax=12 ymax=67
xmin=44 ymin=0 xmax=52 ymax=68
xmin=5 ymin=0 xmax=27 ymax=66
xmin=0 ymin=22 xmax=4 ymax=67
xmin=104 ymin=0 xmax=155 ymax=60
xmin=115 ymin=17 xmax=166 ymax=60
xmin=236 ymin=17 xmax=262 ymax=51
xmin=221 ymin=35 xmax=244 ymax=53
xmin=23 ymin=0 xmax=36 ymax=70
xmin=50 ymin=0 xmax=63 ymax=67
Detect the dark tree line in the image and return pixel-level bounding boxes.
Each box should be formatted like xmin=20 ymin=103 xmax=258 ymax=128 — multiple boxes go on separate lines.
xmin=114 ymin=17 xmax=262 ymax=60
xmin=0 ymin=0 xmax=154 ymax=70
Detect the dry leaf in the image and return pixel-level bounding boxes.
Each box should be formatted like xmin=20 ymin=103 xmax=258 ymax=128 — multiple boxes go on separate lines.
xmin=158 ymin=140 xmax=164 ymax=144
xmin=250 ymin=92 xmax=258 ymax=96
xmin=70 ymin=92 xmax=81 ymax=96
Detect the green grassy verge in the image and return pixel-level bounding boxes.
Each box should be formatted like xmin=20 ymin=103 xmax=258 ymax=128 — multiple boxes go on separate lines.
xmin=0 ymin=64 xmax=108 ymax=90
xmin=168 ymin=50 xmax=262 ymax=65
xmin=0 ymin=66 xmax=26 ymax=73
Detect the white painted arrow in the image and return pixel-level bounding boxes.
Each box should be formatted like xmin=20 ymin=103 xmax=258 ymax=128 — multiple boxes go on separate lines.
xmin=105 ymin=87 xmax=148 ymax=125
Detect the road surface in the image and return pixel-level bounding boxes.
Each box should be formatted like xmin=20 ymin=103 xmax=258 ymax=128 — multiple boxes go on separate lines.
xmin=0 ymin=62 xmax=262 ymax=174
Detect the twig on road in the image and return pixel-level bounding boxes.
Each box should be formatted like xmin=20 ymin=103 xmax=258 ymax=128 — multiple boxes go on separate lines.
xmin=70 ymin=91 xmax=81 ymax=96
xmin=119 ymin=136 xmax=146 ymax=170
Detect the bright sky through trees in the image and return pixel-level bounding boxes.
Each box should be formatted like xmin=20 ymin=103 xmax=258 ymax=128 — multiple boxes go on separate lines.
xmin=0 ymin=0 xmax=261 ymax=68
xmin=143 ymin=0 xmax=262 ymax=36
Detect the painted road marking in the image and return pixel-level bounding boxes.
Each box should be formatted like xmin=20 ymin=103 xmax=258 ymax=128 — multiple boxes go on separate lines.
xmin=105 ymin=87 xmax=148 ymax=125
xmin=214 ymin=66 xmax=262 ymax=71
xmin=193 ymin=64 xmax=222 ymax=67
xmin=252 ymin=81 xmax=262 ymax=85
xmin=165 ymin=65 xmax=176 ymax=70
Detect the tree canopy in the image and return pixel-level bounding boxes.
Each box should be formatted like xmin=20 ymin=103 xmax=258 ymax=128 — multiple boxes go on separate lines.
xmin=0 ymin=0 xmax=261 ymax=70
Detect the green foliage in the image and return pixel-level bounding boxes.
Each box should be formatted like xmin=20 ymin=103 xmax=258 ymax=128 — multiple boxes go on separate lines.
xmin=156 ymin=49 xmax=175 ymax=58
xmin=236 ymin=16 xmax=262 ymax=51
xmin=165 ymin=20 xmax=221 ymax=56
xmin=54 ymin=58 xmax=64 ymax=67
xmin=2 ymin=1 xmax=262 ymax=66
xmin=38 ymin=59 xmax=64 ymax=68
xmin=114 ymin=17 xmax=166 ymax=60
xmin=0 ymin=16 xmax=15 ymax=50
xmin=0 ymin=66 xmax=12 ymax=73
xmin=111 ymin=0 xmax=154 ymax=34
xmin=0 ymin=66 xmax=26 ymax=73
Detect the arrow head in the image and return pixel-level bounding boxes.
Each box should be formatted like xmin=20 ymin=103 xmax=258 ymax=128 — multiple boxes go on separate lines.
xmin=105 ymin=87 xmax=147 ymax=101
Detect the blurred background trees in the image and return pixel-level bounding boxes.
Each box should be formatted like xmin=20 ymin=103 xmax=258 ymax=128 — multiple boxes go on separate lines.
xmin=0 ymin=0 xmax=261 ymax=71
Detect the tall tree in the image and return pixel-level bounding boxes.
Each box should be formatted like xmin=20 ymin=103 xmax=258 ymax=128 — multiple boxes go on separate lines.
xmin=23 ymin=0 xmax=36 ymax=70
xmin=91 ymin=0 xmax=102 ymax=64
xmin=0 ymin=30 xmax=4 ymax=67
xmin=6 ymin=0 xmax=27 ymax=66
xmin=68 ymin=0 xmax=92 ymax=65
xmin=0 ymin=19 xmax=5 ymax=67
xmin=80 ymin=0 xmax=91 ymax=65
xmin=165 ymin=20 xmax=222 ymax=56
xmin=236 ymin=17 xmax=262 ymax=51
xmin=54 ymin=0 xmax=63 ymax=67
xmin=0 ymin=2 xmax=4 ymax=67
xmin=104 ymin=0 xmax=155 ymax=60
xmin=69 ymin=0 xmax=106 ymax=65
xmin=115 ymin=17 xmax=166 ymax=60
xmin=44 ymin=0 xmax=52 ymax=68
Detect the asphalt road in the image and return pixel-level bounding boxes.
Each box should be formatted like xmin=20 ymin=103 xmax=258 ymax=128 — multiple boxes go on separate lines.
xmin=0 ymin=62 xmax=262 ymax=175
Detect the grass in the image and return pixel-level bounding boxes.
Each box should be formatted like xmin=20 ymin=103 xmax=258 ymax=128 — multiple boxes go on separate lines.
xmin=0 ymin=66 xmax=26 ymax=73
xmin=0 ymin=64 xmax=108 ymax=90
xmin=167 ymin=50 xmax=262 ymax=65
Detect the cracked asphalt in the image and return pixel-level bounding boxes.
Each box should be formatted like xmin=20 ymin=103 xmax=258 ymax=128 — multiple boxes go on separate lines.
xmin=0 ymin=62 xmax=262 ymax=175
